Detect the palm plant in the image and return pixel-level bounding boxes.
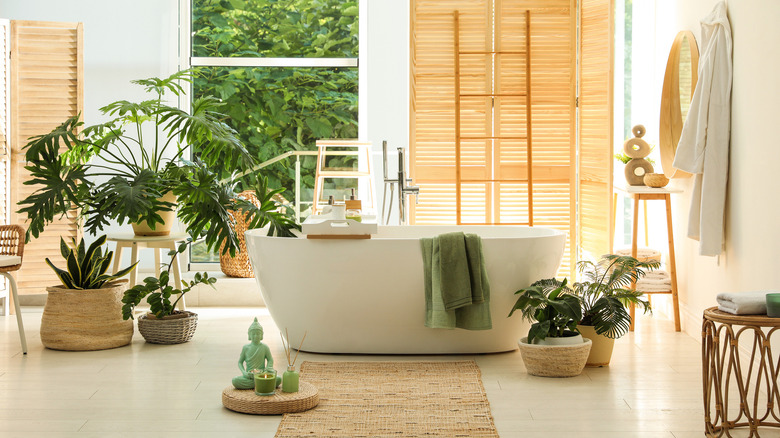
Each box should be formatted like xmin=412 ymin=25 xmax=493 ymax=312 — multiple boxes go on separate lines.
xmin=18 ymin=70 xmax=297 ymax=254
xmin=575 ymin=255 xmax=658 ymax=338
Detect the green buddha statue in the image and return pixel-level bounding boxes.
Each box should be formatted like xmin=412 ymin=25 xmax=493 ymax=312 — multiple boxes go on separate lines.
xmin=232 ymin=318 xmax=282 ymax=390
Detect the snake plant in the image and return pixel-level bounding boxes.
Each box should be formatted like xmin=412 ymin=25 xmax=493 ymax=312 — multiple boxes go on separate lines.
xmin=46 ymin=235 xmax=137 ymax=290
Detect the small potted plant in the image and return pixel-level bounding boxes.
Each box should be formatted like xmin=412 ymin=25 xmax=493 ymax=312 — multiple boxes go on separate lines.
xmin=121 ymin=238 xmax=216 ymax=344
xmin=41 ymin=235 xmax=138 ymax=351
xmin=509 ymin=279 xmax=592 ymax=377
xmin=575 ymin=254 xmax=657 ymax=366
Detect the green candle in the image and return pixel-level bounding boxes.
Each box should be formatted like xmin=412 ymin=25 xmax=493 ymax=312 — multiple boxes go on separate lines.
xmin=767 ymin=294 xmax=780 ymax=317
xmin=254 ymin=370 xmax=277 ymax=396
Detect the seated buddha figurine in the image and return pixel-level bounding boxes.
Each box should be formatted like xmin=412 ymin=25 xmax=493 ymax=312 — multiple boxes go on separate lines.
xmin=232 ymin=318 xmax=282 ymax=390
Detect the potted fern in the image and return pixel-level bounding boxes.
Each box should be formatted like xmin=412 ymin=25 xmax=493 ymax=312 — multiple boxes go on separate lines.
xmin=509 ymin=279 xmax=592 ymax=377
xmin=41 ymin=235 xmax=138 ymax=351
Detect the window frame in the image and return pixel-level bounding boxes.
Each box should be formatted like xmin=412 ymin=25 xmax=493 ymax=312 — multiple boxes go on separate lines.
xmin=179 ymin=0 xmax=367 ymax=271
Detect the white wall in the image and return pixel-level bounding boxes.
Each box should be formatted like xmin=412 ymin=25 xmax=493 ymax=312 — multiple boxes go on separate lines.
xmin=365 ymin=0 xmax=410 ymax=225
xmin=1 ymin=0 xmax=179 ymax=242
xmin=652 ymin=0 xmax=780 ymax=336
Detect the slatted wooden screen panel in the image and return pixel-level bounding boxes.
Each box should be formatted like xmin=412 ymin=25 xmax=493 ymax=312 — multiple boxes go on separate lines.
xmin=411 ymin=0 xmax=576 ymax=277
xmin=1 ymin=20 xmax=10 ymax=227
xmin=10 ymin=21 xmax=83 ymax=296
xmin=411 ymin=0 xmax=490 ymax=225
xmin=579 ymin=0 xmax=613 ymax=262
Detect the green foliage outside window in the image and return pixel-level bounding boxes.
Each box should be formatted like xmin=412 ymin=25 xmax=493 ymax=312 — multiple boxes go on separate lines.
xmin=191 ymin=0 xmax=359 ymax=202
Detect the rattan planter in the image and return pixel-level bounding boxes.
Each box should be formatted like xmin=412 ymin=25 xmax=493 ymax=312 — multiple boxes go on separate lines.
xmin=220 ymin=190 xmax=260 ymax=278
xmin=41 ymin=279 xmax=133 ymax=351
xmin=517 ymin=336 xmax=592 ymax=377
xmin=137 ymin=311 xmax=198 ymax=344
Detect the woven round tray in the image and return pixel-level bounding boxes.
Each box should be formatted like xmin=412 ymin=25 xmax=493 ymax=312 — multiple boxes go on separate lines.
xmin=222 ymin=381 xmax=319 ymax=415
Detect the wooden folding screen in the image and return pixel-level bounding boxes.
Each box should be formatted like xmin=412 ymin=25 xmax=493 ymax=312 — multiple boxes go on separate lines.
xmin=579 ymin=0 xmax=614 ymax=261
xmin=411 ymin=0 xmax=578 ymax=276
xmin=1 ymin=20 xmax=10 ymax=228
xmin=10 ymin=21 xmax=83 ymax=296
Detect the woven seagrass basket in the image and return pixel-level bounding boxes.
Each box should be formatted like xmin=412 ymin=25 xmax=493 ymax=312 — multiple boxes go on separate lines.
xmin=137 ymin=311 xmax=198 ymax=344
xmin=41 ymin=279 xmax=133 ymax=351
xmin=517 ymin=337 xmax=592 ymax=377
xmin=220 ymin=190 xmax=261 ymax=278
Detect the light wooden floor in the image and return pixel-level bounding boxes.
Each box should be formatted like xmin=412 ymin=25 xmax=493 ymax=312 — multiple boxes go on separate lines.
xmin=0 ymin=307 xmax=710 ymax=437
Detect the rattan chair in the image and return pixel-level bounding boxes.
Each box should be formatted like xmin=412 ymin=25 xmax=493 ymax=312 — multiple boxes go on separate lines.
xmin=0 ymin=225 xmax=26 ymax=354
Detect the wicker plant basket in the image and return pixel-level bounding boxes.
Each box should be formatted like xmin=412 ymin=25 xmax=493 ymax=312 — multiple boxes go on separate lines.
xmin=220 ymin=190 xmax=261 ymax=278
xmin=137 ymin=311 xmax=198 ymax=344
xmin=517 ymin=337 xmax=592 ymax=377
xmin=41 ymin=279 xmax=133 ymax=351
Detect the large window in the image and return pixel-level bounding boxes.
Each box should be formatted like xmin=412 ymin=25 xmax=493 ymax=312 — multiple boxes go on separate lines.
xmin=187 ymin=0 xmax=360 ymax=263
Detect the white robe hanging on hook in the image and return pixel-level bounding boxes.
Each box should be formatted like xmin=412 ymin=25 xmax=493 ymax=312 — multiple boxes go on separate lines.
xmin=672 ymin=1 xmax=733 ymax=257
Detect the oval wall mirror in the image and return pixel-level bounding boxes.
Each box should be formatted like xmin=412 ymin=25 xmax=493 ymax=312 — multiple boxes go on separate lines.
xmin=659 ymin=30 xmax=699 ymax=178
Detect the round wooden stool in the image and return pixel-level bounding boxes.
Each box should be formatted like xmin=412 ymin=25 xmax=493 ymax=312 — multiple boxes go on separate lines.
xmin=222 ymin=381 xmax=319 ymax=415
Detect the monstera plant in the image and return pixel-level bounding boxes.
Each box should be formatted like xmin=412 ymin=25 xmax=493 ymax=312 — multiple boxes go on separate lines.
xmin=18 ymin=70 xmax=298 ymax=255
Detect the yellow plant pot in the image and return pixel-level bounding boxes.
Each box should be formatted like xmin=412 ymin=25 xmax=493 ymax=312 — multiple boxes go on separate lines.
xmin=132 ymin=192 xmax=177 ymax=236
xmin=577 ymin=325 xmax=616 ymax=367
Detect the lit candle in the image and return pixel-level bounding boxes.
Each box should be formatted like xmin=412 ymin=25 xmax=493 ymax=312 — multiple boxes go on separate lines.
xmin=254 ymin=370 xmax=277 ymax=396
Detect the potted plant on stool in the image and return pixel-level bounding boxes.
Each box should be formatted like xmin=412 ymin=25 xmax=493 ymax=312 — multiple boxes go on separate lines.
xmin=509 ymin=279 xmax=592 ymax=377
xmin=121 ymin=238 xmax=216 ymax=344
xmin=41 ymin=235 xmax=138 ymax=351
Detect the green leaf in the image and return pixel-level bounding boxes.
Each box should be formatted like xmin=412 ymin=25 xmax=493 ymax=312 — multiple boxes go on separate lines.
xmin=304 ymin=118 xmax=333 ymax=139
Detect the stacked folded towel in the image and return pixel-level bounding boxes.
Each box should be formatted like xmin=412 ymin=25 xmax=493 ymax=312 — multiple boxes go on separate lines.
xmin=635 ymin=270 xmax=671 ymax=292
xmin=717 ymin=291 xmax=779 ymax=315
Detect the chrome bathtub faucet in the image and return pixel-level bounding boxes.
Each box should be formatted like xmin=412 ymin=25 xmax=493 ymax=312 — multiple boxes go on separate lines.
xmin=382 ymin=141 xmax=419 ymax=225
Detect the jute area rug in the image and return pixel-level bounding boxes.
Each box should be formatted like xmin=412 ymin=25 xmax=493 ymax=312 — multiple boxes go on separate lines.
xmin=275 ymin=360 xmax=499 ymax=438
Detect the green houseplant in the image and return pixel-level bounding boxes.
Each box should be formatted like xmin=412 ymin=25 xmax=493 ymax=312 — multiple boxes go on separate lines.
xmin=121 ymin=238 xmax=216 ymax=344
xmin=18 ymin=70 xmax=298 ymax=256
xmin=41 ymin=235 xmax=138 ymax=351
xmin=509 ymin=279 xmax=592 ymax=377
xmin=521 ymin=255 xmax=659 ymax=366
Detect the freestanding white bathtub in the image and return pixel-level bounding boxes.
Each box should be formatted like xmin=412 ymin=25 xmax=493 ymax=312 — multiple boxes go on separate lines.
xmin=245 ymin=225 xmax=565 ymax=354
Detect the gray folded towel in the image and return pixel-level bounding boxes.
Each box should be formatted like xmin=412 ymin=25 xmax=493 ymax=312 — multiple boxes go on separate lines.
xmin=716 ymin=291 xmax=779 ymax=315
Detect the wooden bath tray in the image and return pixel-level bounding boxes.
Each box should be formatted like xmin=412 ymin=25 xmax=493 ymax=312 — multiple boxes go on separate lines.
xmin=302 ymin=217 xmax=377 ymax=239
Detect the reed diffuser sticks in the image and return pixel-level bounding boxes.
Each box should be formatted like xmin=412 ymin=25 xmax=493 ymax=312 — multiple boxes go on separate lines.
xmin=280 ymin=328 xmax=307 ymax=367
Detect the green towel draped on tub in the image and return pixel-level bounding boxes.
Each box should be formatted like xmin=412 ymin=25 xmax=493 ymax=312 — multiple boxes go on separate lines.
xmin=420 ymin=232 xmax=492 ymax=330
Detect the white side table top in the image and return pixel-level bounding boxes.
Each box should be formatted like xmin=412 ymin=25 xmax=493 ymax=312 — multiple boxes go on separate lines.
xmin=107 ymin=233 xmax=189 ymax=243
xmin=615 ymin=185 xmax=683 ymax=194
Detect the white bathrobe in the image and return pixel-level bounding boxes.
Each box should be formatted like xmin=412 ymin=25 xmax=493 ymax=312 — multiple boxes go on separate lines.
xmin=672 ymin=1 xmax=733 ymax=256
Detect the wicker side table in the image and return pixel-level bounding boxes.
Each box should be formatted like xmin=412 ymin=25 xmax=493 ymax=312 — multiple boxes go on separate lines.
xmin=222 ymin=381 xmax=319 ymax=415
xmin=702 ymin=307 xmax=780 ymax=437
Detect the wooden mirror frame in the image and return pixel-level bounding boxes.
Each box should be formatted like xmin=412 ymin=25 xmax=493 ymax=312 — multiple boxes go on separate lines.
xmin=659 ymin=30 xmax=699 ymax=178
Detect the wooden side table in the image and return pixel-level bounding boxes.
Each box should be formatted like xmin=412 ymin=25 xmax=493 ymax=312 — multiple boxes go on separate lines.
xmin=614 ymin=186 xmax=682 ymax=332
xmin=107 ymin=233 xmax=188 ymax=310
xmin=702 ymin=307 xmax=780 ymax=437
